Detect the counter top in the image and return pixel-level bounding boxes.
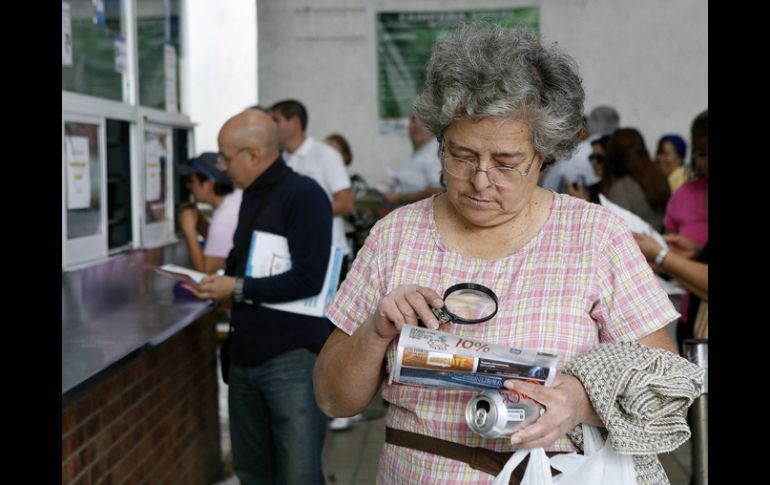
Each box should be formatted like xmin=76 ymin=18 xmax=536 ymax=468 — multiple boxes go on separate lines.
xmin=62 ymin=257 xmax=212 ymax=398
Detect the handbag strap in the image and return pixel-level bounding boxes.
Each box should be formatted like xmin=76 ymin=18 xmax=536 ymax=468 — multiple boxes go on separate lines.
xmin=385 ymin=427 xmax=567 ymax=484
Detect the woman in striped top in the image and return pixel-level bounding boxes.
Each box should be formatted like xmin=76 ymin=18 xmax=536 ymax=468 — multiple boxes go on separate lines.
xmin=314 ymin=24 xmax=679 ymax=484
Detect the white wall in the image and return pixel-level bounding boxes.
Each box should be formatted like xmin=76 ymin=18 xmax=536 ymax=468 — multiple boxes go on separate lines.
xmin=542 ymin=0 xmax=708 ymax=152
xmin=257 ymin=0 xmax=707 ymax=184
xmin=182 ymin=0 xmax=258 ymax=155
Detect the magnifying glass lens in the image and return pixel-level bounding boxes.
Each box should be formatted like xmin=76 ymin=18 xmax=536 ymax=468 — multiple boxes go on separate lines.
xmin=444 ymin=288 xmax=497 ymax=322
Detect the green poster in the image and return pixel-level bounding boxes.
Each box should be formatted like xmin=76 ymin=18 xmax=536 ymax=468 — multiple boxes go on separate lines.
xmin=377 ymin=8 xmax=539 ymax=128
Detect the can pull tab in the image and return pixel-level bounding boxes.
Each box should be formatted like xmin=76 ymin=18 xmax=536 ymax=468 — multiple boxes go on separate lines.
xmin=474 ymin=408 xmax=488 ymax=427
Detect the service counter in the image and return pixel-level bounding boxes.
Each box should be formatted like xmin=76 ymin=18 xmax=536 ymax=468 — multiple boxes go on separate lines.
xmin=61 ymin=247 xmax=222 ymax=484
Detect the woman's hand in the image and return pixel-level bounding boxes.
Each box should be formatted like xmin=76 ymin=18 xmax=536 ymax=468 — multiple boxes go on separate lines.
xmin=183 ymin=275 xmax=235 ymax=302
xmin=565 ymin=177 xmax=589 ymax=201
xmin=503 ymin=374 xmax=602 ymax=449
xmin=370 ymin=285 xmax=444 ymax=342
xmin=631 ymin=232 xmax=662 ymax=261
xmin=663 ymin=233 xmax=702 ymax=259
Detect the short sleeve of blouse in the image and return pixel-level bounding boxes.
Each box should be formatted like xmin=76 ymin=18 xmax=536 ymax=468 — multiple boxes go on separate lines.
xmin=591 ymin=218 xmax=681 ymax=342
xmin=326 ymin=221 xmax=384 ymax=335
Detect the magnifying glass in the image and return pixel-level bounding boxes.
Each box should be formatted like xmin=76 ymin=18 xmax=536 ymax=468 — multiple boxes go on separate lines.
xmin=425 ymin=283 xmax=499 ymax=325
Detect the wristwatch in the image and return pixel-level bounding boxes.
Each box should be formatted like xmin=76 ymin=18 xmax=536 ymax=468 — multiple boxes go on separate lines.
xmin=654 ymin=247 xmax=669 ymax=269
xmin=232 ymin=277 xmax=245 ymax=303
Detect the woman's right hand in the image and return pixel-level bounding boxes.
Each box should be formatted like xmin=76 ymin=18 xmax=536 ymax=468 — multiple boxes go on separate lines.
xmin=370 ymin=285 xmax=445 ymax=341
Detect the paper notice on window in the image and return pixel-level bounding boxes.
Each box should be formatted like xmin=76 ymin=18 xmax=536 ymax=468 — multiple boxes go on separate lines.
xmin=164 ymin=44 xmax=178 ymax=113
xmin=66 ymin=136 xmax=91 ymax=209
xmin=93 ymin=0 xmax=106 ymax=27
xmin=145 ymin=139 xmax=163 ymax=201
xmin=114 ymin=35 xmax=126 ymax=73
xmin=62 ymin=2 xmax=72 ymax=66
xmin=245 ymin=230 xmax=343 ymax=317
xmin=598 ymin=193 xmax=684 ymax=295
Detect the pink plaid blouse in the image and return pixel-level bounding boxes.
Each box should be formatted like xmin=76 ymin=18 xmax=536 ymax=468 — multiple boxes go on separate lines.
xmin=326 ymin=193 xmax=679 ymax=484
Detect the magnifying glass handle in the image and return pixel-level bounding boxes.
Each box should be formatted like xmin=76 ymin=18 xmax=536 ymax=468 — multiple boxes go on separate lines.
xmin=416 ymin=307 xmax=452 ymax=328
xmin=431 ymin=307 xmax=453 ymax=324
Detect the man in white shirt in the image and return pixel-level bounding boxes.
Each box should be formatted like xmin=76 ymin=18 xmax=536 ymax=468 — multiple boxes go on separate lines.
xmin=539 ymin=117 xmax=599 ymax=193
xmin=270 ymin=100 xmax=353 ymax=261
xmin=177 ymin=152 xmax=243 ymax=274
xmin=384 ymin=116 xmax=444 ymax=206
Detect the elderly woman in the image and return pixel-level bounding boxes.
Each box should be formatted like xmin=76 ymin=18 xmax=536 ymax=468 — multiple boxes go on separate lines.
xmin=314 ymin=25 xmax=679 ymax=483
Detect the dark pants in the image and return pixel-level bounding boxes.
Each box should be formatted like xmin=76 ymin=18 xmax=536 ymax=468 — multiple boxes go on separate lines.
xmin=228 ymin=349 xmax=326 ymax=485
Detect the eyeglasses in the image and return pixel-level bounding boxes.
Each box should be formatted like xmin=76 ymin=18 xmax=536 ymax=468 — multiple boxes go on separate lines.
xmin=440 ymin=142 xmax=539 ymax=188
xmin=218 ymin=147 xmax=252 ymax=165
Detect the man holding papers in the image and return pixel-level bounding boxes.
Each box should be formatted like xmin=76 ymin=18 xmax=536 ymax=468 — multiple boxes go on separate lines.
xmin=185 ymin=109 xmax=332 ymax=485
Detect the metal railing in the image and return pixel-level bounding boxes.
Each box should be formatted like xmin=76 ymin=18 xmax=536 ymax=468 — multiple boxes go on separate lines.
xmin=683 ymin=338 xmax=708 ymax=485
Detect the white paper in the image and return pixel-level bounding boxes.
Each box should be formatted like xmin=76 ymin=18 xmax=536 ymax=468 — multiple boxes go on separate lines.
xmin=114 ymin=35 xmax=126 ymax=73
xmin=598 ymin=194 xmax=685 ymax=295
xmin=656 ymin=276 xmax=686 ymax=296
xmin=598 ymin=194 xmax=666 ymax=247
xmin=245 ymin=231 xmax=343 ymax=317
xmin=164 ymin=44 xmax=178 ymax=113
xmin=66 ymin=136 xmax=91 ymax=209
xmin=145 ymin=139 xmax=163 ymax=201
xmin=392 ymin=325 xmax=559 ymax=389
xmin=157 ymin=264 xmax=206 ymax=285
xmin=62 ymin=2 xmax=72 ymax=66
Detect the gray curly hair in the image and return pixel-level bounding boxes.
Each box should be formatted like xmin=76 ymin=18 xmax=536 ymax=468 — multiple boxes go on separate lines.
xmin=412 ymin=23 xmax=585 ymax=167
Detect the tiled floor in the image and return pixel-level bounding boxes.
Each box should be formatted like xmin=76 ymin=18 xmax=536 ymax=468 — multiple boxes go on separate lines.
xmin=321 ymin=399 xmax=387 ymax=485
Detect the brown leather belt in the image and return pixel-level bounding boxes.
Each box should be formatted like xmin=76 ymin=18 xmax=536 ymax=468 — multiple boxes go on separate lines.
xmin=385 ymin=427 xmax=567 ymax=485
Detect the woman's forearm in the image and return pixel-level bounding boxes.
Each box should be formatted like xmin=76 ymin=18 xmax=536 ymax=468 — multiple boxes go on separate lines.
xmin=661 ymin=252 xmax=708 ymax=300
xmin=183 ymin=232 xmax=206 ymax=272
xmin=313 ymin=321 xmax=393 ymax=417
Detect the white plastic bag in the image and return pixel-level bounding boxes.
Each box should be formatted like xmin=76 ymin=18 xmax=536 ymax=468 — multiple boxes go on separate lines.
xmin=550 ymin=425 xmax=637 ymax=485
xmin=492 ymin=447 xmax=553 ymax=485
xmin=492 ymin=425 xmax=637 ymax=485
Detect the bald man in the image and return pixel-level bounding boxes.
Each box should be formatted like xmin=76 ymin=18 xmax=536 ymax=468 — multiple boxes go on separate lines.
xmin=187 ymin=109 xmax=331 ymax=484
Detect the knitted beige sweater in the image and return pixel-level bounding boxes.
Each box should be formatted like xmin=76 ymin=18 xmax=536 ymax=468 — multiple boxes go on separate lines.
xmin=563 ymin=342 xmax=705 ymax=485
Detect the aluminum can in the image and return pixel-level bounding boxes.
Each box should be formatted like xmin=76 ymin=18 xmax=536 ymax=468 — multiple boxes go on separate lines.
xmin=464 ymin=390 xmax=543 ymax=439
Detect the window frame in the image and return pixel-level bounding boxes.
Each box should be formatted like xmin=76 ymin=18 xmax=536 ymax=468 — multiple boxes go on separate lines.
xmin=62 ymin=112 xmax=108 ymax=268
xmin=61 ymin=0 xmax=194 ymax=271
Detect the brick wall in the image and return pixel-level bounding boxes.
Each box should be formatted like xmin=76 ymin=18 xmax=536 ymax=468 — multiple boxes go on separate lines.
xmin=62 ymin=315 xmax=222 ymax=484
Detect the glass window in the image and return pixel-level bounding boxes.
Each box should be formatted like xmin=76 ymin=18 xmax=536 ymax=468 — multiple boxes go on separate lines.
xmin=137 ymin=0 xmax=181 ymax=111
xmin=106 ymin=120 xmax=132 ymax=251
xmin=144 ymin=129 xmax=169 ymax=223
xmin=65 ymin=122 xmax=103 ymax=239
xmin=62 ymin=0 xmax=124 ymax=101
